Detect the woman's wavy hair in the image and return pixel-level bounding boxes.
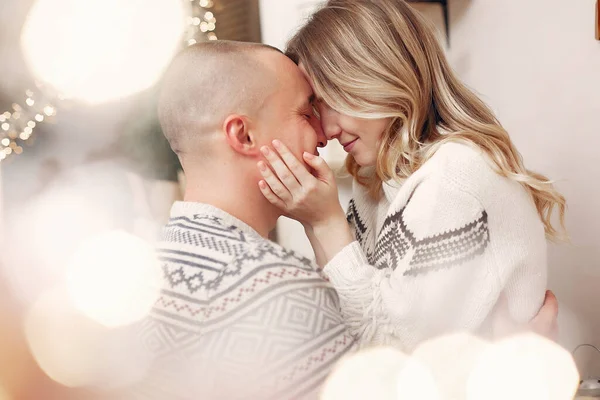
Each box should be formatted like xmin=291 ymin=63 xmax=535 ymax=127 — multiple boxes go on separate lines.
xmin=286 ymin=0 xmax=566 ymax=239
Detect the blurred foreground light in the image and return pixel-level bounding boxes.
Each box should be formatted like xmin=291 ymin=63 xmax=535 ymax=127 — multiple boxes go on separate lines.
xmin=66 ymin=231 xmax=161 ymax=327
xmin=321 ymin=347 xmax=412 ymax=400
xmin=466 ymin=333 xmax=580 ymax=400
xmin=25 ymin=287 xmax=153 ymax=388
xmin=412 ymin=333 xmax=490 ymax=400
xmin=20 ymin=0 xmax=187 ymax=104
xmin=0 ymin=384 xmax=10 ymax=400
xmin=2 ymin=189 xmax=115 ymax=304
xmin=396 ymin=357 xmax=441 ymax=400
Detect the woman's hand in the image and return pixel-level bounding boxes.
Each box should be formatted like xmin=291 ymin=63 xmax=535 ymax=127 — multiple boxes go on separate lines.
xmin=257 ymin=140 xmax=345 ymax=229
xmin=258 ymin=140 xmax=355 ymax=264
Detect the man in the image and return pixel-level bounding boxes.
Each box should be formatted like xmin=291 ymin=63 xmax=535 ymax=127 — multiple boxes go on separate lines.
xmin=136 ymin=41 xmax=353 ymax=400
xmin=135 ymin=41 xmax=558 ymax=400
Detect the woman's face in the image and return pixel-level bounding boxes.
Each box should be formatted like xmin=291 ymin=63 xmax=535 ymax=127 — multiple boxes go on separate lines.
xmin=299 ymin=63 xmax=391 ymax=167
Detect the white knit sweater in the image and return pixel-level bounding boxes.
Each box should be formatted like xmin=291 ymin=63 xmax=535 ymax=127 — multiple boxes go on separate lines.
xmin=323 ymin=142 xmax=547 ymax=351
xmin=136 ymin=202 xmax=355 ymax=399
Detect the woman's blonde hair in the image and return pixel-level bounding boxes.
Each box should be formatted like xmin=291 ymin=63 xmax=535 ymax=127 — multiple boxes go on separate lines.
xmin=286 ymin=0 xmax=566 ymax=240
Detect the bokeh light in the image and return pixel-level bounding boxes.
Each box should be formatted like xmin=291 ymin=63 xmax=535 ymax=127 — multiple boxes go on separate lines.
xmin=466 ymin=333 xmax=580 ymax=400
xmin=412 ymin=333 xmax=490 ymax=400
xmin=25 ymin=287 xmax=153 ymax=388
xmin=66 ymin=230 xmax=161 ymax=327
xmin=20 ymin=0 xmax=187 ymax=104
xmin=2 ymin=188 xmax=116 ymax=304
xmin=0 ymin=384 xmax=10 ymax=400
xmin=321 ymin=347 xmax=411 ymax=400
xmin=396 ymin=357 xmax=441 ymax=400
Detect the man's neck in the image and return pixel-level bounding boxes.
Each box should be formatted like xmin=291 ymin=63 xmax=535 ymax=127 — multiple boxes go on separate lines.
xmin=182 ymin=173 xmax=279 ymax=238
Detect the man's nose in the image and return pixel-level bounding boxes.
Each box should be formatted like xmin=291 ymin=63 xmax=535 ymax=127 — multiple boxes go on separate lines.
xmin=316 ymin=125 xmax=327 ymax=148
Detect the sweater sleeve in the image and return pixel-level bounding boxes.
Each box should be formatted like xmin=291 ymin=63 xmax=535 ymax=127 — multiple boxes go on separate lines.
xmin=323 ymin=177 xmax=509 ymax=350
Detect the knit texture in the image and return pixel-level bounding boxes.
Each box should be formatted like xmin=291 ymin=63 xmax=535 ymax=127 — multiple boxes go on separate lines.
xmin=136 ymin=202 xmax=355 ymax=399
xmin=324 ymin=142 xmax=547 ymax=351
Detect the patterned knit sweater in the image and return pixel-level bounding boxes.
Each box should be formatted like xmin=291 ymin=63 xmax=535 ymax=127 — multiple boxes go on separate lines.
xmin=323 ymin=142 xmax=547 ymax=351
xmin=137 ymin=202 xmax=355 ymax=400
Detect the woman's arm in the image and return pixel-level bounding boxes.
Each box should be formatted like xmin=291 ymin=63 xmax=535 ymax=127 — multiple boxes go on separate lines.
xmin=258 ymin=142 xmax=546 ymax=348
xmin=257 ymin=140 xmax=354 ymax=264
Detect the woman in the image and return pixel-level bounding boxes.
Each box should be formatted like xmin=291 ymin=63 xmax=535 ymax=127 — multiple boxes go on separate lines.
xmin=257 ymin=0 xmax=565 ymax=350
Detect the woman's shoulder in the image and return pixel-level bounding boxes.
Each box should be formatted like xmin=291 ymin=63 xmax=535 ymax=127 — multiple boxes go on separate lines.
xmin=423 ymin=141 xmax=516 ymax=198
xmin=420 ymin=141 xmax=541 ymax=224
xmin=427 ymin=141 xmax=492 ymax=174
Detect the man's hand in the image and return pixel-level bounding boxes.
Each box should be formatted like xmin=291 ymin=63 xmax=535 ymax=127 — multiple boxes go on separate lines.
xmin=529 ymin=290 xmax=559 ymax=341
xmin=492 ymin=290 xmax=559 ymax=341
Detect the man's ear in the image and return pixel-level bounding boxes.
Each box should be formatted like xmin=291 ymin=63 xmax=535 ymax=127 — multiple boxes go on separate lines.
xmin=223 ymin=114 xmax=260 ymax=156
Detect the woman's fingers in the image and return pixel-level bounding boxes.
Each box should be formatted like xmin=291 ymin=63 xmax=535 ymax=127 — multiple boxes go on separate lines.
xmin=257 ymin=161 xmax=291 ymax=203
xmin=303 ymin=152 xmax=334 ymax=182
xmin=272 ymin=140 xmax=315 ymax=185
xmin=258 ymin=179 xmax=287 ymax=209
xmin=261 ymin=146 xmax=302 ymax=193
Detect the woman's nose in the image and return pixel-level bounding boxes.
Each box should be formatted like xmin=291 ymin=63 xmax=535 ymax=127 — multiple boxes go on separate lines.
xmin=319 ymin=103 xmax=342 ymax=140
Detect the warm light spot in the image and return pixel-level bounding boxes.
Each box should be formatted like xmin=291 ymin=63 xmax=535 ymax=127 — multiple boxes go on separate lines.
xmin=25 ymin=287 xmax=153 ymax=388
xmin=2 ymin=189 xmax=116 ymax=304
xmin=321 ymin=347 xmax=411 ymax=400
xmin=396 ymin=357 xmax=441 ymax=400
xmin=466 ymin=333 xmax=580 ymax=400
xmin=0 ymin=383 xmax=10 ymax=400
xmin=66 ymin=231 xmax=161 ymax=327
xmin=43 ymin=105 xmax=56 ymax=116
xmin=25 ymin=288 xmax=109 ymax=387
xmin=412 ymin=333 xmax=490 ymax=400
xmin=21 ymin=0 xmax=188 ymax=104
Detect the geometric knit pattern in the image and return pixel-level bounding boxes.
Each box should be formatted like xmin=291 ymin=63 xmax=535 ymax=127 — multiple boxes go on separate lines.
xmin=346 ymin=198 xmax=376 ymax=263
xmin=135 ymin=203 xmax=355 ymax=400
xmin=348 ymin=200 xmax=490 ymax=276
xmin=376 ymin=208 xmax=490 ymax=276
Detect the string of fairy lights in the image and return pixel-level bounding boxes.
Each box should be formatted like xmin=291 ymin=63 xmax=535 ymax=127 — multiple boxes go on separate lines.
xmin=0 ymin=0 xmax=218 ymax=163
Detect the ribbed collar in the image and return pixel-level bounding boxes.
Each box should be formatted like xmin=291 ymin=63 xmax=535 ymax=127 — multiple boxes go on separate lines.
xmin=169 ymin=201 xmax=261 ymax=238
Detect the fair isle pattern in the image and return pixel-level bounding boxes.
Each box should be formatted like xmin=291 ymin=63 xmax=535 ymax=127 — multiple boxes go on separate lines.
xmin=137 ymin=207 xmax=354 ymax=399
xmin=159 ymin=215 xmax=313 ymax=295
xmin=349 ymin=202 xmax=490 ymax=276
xmin=346 ymin=199 xmax=375 ymax=264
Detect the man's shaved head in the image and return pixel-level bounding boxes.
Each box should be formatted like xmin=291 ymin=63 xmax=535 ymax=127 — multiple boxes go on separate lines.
xmin=158 ymin=41 xmax=283 ymax=157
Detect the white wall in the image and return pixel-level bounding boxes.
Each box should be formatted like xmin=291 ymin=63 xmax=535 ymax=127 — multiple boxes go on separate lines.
xmin=260 ymin=0 xmax=600 ymax=375
xmin=440 ymin=0 xmax=600 ymax=376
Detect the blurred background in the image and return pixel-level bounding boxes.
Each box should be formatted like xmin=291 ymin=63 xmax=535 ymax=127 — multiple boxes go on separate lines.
xmin=0 ymin=0 xmax=598 ymax=398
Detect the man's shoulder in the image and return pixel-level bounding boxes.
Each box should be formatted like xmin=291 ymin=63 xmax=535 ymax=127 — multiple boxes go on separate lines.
xmin=157 ymin=218 xmax=327 ymax=301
